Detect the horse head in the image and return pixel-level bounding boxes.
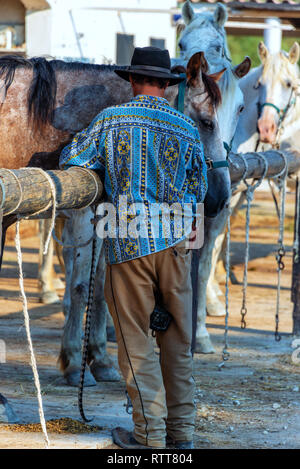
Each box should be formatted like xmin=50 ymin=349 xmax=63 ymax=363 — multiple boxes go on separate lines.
xmin=169 ymin=51 xmax=231 ymax=216
xmin=256 ymin=41 xmax=300 ymax=145
xmin=177 ymin=1 xmax=251 ymax=150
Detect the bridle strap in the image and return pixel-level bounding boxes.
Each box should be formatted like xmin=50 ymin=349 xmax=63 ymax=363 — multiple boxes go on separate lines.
xmin=206 ymin=159 xmax=229 ymax=171
xmin=260 ymin=102 xmax=281 ymax=115
xmin=176 ymin=73 xmax=187 ymax=114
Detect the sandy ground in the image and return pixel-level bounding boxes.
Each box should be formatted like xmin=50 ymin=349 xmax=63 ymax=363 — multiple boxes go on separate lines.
xmin=0 ymin=190 xmax=299 ymax=449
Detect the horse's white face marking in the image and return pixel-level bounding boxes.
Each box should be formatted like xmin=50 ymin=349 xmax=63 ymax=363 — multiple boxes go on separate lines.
xmin=257 ymin=42 xmax=300 ymax=145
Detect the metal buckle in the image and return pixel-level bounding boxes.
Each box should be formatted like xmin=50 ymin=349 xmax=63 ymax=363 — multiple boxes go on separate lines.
xmin=206 ymin=158 xmax=213 ymax=171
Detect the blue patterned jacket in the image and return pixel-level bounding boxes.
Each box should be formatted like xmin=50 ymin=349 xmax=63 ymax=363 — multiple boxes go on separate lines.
xmin=59 ymin=94 xmax=207 ymax=264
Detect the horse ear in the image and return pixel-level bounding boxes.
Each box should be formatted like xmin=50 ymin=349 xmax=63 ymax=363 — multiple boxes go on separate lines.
xmin=182 ymin=1 xmax=195 ymax=25
xmin=258 ymin=41 xmax=269 ymax=64
xmin=288 ymin=42 xmax=300 ymax=64
xmin=214 ymin=3 xmax=227 ymax=27
xmin=187 ymin=52 xmax=205 ymax=87
xmin=209 ymin=68 xmax=226 ymax=83
xmin=233 ymin=56 xmax=251 ymax=79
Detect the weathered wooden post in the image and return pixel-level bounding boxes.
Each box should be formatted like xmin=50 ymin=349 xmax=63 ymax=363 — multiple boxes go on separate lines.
xmin=291 ymin=177 xmax=300 ymax=336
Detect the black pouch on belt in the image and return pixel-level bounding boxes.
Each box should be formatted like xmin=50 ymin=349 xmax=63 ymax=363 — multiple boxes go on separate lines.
xmin=150 ymin=302 xmax=172 ymax=334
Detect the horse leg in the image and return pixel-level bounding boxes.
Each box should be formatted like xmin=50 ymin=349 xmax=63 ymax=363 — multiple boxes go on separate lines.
xmin=53 ymin=217 xmax=65 ymax=288
xmin=206 ymin=232 xmax=226 ymax=317
xmin=38 ymin=219 xmax=60 ymax=304
xmin=195 ymin=208 xmax=229 ymax=354
xmin=88 ymin=243 xmax=120 ymax=382
xmin=58 ymin=208 xmax=97 ymax=387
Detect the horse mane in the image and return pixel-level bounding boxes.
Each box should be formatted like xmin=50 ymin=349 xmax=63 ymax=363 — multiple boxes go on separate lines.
xmin=202 ymin=72 xmax=222 ymax=108
xmin=0 ymin=55 xmax=124 ymax=131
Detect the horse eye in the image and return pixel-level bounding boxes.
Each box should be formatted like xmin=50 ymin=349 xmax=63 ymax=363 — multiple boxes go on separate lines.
xmin=286 ymin=80 xmax=292 ymax=88
xmin=178 ymin=42 xmax=183 ymax=50
xmin=215 ymin=45 xmax=221 ymax=53
xmin=254 ymin=81 xmax=261 ymax=90
xmin=200 ymin=119 xmax=214 ymax=131
xmin=239 ymin=105 xmax=245 ymax=114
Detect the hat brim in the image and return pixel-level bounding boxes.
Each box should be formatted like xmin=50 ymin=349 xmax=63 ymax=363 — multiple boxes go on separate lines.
xmin=114 ymin=68 xmax=184 ymax=86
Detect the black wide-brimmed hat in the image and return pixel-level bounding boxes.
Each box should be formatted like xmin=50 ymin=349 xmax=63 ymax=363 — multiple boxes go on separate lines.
xmin=114 ymin=46 xmax=184 ymax=86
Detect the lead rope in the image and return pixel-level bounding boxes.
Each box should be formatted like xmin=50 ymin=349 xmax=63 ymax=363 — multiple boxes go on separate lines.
xmin=78 ymin=205 xmax=98 ymax=422
xmin=15 ymin=219 xmax=50 ymax=448
xmin=239 ymin=152 xmax=269 ymax=329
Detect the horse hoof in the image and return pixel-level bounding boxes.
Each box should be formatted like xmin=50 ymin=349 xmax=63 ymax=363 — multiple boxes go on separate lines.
xmin=64 ymin=370 xmax=97 ymax=387
xmin=0 ymin=393 xmax=19 ymax=423
xmin=206 ymin=302 xmax=226 ymax=317
xmin=90 ymin=364 xmax=120 ymax=382
xmin=194 ymin=339 xmax=215 ymax=354
xmin=107 ymin=326 xmax=117 ymax=343
xmin=40 ymin=291 xmax=60 ymax=305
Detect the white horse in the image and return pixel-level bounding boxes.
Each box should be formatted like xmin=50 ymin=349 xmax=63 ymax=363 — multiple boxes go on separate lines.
xmin=234 ymin=41 xmax=300 ymax=152
xmin=205 ymin=40 xmax=300 ymax=340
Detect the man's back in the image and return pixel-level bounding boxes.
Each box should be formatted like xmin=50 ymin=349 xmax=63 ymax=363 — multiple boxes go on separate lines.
xmin=60 ymin=94 xmax=207 ymax=263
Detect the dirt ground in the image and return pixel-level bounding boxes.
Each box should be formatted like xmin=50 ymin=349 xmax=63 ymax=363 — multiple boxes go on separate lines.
xmin=0 ymin=189 xmax=299 ymax=449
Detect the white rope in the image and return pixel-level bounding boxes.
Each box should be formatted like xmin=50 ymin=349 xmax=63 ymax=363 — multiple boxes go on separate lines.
xmin=15 ymin=219 xmax=50 ymax=448
xmin=3 ymin=169 xmax=23 ymax=216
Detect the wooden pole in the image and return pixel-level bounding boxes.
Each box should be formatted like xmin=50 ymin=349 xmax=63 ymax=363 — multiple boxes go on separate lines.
xmin=0 ymin=149 xmax=299 ymax=216
xmin=292 ymin=177 xmax=300 ymax=336
xmin=0 ymin=167 xmax=103 ymax=217
xmin=229 ymin=148 xmax=300 ymax=183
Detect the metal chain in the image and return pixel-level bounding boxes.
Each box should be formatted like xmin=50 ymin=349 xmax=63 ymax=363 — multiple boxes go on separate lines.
xmin=273 ymin=152 xmax=288 ymax=342
xmin=239 ymin=152 xmax=269 ymax=329
xmin=78 ymin=206 xmax=98 ymax=422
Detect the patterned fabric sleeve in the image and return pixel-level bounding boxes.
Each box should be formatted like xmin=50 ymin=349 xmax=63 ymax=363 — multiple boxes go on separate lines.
xmin=187 ymin=139 xmax=208 ymax=203
xmin=59 ymin=112 xmax=106 ymax=177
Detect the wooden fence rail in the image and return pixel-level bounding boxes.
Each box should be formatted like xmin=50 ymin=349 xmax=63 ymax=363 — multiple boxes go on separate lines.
xmin=0 ymin=148 xmax=299 ymax=335
xmin=0 ymin=148 xmax=299 ymax=216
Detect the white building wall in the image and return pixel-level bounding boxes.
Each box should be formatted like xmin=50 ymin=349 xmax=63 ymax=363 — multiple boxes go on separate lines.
xmin=26 ymin=0 xmax=177 ymax=62
xmin=26 ymin=9 xmax=52 ymax=56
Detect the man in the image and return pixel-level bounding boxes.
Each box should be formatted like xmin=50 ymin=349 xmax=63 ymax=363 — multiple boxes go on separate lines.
xmin=60 ymin=47 xmax=207 ymax=449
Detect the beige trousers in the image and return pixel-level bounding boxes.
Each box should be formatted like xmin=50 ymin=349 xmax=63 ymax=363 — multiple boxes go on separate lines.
xmin=104 ymin=241 xmax=196 ymax=448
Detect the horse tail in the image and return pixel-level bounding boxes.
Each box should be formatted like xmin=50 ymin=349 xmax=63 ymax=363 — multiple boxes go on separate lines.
xmin=28 ymin=57 xmax=57 ymax=131
xmin=0 ymin=55 xmax=57 ymax=131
